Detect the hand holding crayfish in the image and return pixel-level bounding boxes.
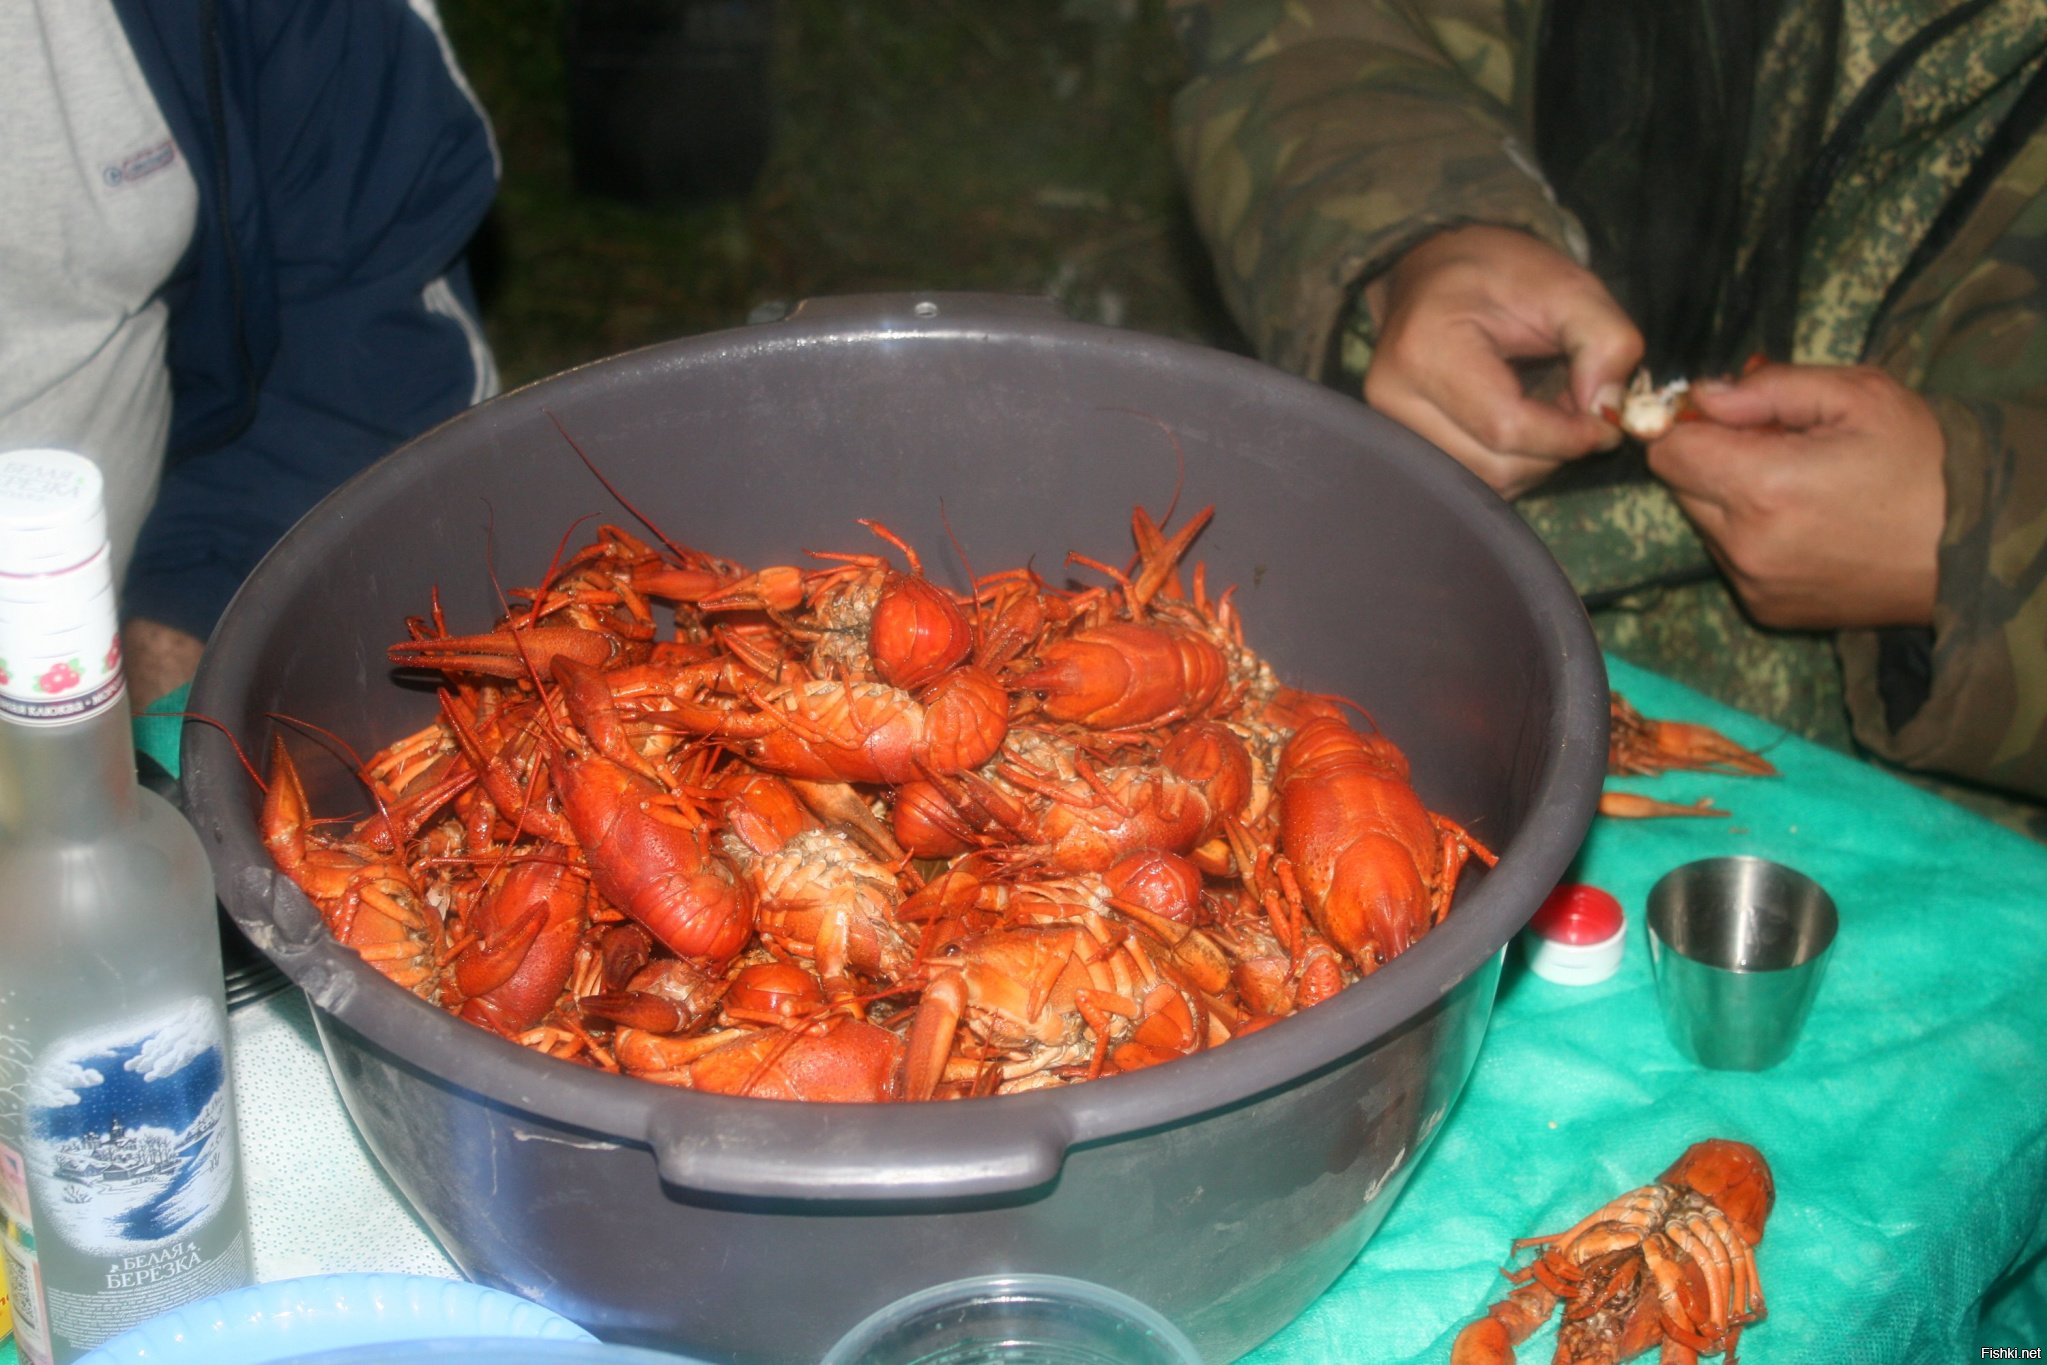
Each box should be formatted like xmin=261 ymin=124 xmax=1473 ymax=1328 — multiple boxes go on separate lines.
xmin=1451 ymin=1139 xmax=1773 ymax=1365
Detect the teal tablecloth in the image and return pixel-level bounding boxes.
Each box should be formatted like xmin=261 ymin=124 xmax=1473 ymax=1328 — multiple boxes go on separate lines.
xmin=1244 ymin=655 xmax=2047 ymax=1363
xmin=7 ymin=660 xmax=2044 ymax=1364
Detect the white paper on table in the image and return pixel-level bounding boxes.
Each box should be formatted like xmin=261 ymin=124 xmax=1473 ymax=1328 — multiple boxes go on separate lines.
xmin=228 ymin=990 xmax=460 ymax=1284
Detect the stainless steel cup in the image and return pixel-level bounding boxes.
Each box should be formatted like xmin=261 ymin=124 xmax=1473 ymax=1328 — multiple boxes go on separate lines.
xmin=1646 ymin=856 xmax=1838 ymax=1070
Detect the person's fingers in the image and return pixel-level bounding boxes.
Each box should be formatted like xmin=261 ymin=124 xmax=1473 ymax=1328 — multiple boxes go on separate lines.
xmin=1650 ymin=365 xmax=1945 ymax=629
xmin=1449 ymin=389 xmax=1618 ymax=464
xmin=1390 ymin=406 xmax=1566 ymax=498
xmin=1557 ymin=301 xmax=1645 ymax=422
xmin=1687 ymin=364 xmax=1860 ymax=431
xmin=1646 ymin=419 xmax=1769 ymax=512
xmin=1365 ymin=224 xmax=1650 ymax=485
xmin=1423 ymin=326 xmax=1621 ymax=458
xmin=1365 ymin=362 xmax=1536 ymax=488
xmin=1368 ymin=332 xmax=1611 ymax=493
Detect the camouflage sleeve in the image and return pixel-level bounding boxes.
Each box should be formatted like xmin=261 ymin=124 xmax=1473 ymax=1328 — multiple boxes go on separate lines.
xmin=1846 ymin=171 xmax=2047 ymax=803
xmin=1167 ymin=0 xmax=1586 ymax=380
xmin=1838 ymin=395 xmax=2047 ymax=803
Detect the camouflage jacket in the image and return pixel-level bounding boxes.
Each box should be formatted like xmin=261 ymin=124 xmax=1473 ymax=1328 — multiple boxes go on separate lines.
xmin=1170 ymin=0 xmax=2047 ymax=827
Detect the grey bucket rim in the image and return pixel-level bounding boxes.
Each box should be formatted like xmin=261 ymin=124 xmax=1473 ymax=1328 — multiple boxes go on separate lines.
xmin=185 ymin=291 xmax=1608 ymax=1202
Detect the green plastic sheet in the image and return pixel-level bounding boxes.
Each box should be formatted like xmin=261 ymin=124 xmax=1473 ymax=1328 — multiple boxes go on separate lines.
xmin=1243 ymin=655 xmax=2047 ymax=1363
xmin=131 ymin=681 xmax=191 ymax=780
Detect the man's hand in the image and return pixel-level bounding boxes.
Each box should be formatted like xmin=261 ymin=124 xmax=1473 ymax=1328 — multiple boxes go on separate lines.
xmin=1649 ymin=364 xmax=1945 ymax=630
xmin=1363 ymin=224 xmax=1643 ymax=498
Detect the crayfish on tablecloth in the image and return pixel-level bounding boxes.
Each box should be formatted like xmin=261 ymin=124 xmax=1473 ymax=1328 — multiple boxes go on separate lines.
xmin=1597 ymin=694 xmax=1777 ymax=821
xmin=254 ymin=497 xmax=1495 ymax=1101
xmin=1451 ymin=1139 xmax=1773 ymax=1365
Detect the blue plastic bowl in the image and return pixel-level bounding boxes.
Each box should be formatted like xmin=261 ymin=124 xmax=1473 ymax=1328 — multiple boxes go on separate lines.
xmin=74 ymin=1273 xmax=595 ymax=1365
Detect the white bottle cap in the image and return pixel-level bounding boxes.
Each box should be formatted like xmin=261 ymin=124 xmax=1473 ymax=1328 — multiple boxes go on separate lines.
xmin=0 ymin=448 xmax=109 ymax=578
xmin=1522 ymin=883 xmax=1626 ymax=986
xmin=0 ymin=448 xmax=124 ymax=725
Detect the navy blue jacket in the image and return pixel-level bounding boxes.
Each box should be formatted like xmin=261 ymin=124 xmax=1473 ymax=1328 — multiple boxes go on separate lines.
xmin=111 ymin=0 xmax=499 ymax=639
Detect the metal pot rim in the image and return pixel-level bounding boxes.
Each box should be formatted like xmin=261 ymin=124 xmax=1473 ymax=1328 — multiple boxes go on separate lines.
xmin=187 ymin=293 xmax=1607 ymax=1202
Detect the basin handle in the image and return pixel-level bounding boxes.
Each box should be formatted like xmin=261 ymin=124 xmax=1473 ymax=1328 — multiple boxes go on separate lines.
xmin=646 ymin=1098 xmax=1074 ymax=1200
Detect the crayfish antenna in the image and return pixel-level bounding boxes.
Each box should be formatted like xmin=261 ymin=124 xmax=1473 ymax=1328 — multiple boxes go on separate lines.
xmin=547 ymin=408 xmax=712 ymax=569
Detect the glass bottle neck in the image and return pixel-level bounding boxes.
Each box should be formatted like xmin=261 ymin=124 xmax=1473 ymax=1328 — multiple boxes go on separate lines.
xmin=0 ymin=691 xmax=141 ymax=838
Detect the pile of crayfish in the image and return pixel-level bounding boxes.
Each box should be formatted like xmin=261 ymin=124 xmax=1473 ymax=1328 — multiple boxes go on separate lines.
xmin=257 ymin=502 xmax=1495 ymax=1101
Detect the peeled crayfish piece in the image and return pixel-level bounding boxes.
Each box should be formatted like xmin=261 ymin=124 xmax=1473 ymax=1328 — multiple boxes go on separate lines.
xmin=1601 ymin=370 xmax=1694 ymax=442
xmin=1450 ymin=1138 xmax=1773 ymax=1365
xmin=1602 ymin=355 xmax=1774 ymax=443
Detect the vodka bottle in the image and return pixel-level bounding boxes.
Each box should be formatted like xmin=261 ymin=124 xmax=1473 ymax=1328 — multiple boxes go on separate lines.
xmin=0 ymin=449 xmax=250 ymax=1364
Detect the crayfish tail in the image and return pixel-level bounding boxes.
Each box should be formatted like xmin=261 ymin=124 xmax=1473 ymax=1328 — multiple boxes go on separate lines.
xmin=1449 ymin=1317 xmax=1516 ymax=1365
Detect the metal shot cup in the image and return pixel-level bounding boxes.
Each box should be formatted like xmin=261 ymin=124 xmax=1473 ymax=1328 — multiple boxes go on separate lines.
xmin=1646 ymin=856 xmax=1839 ymax=1071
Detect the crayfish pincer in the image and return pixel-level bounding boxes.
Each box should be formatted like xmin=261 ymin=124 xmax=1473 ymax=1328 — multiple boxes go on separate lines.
xmin=1451 ymin=1139 xmax=1773 ymax=1365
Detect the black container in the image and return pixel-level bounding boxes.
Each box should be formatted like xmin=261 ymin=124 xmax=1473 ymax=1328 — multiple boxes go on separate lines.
xmin=565 ymin=0 xmax=775 ymax=202
xmin=183 ymin=294 xmax=1606 ymax=1363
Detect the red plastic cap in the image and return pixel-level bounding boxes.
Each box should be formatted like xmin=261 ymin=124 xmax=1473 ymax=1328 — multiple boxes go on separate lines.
xmin=1530 ymin=883 xmax=1624 ymax=946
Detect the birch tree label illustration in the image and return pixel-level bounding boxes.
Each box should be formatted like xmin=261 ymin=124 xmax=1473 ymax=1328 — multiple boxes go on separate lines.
xmin=22 ymin=1000 xmax=242 ymax=1305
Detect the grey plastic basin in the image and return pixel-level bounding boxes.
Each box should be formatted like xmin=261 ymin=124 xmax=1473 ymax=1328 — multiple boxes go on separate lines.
xmin=182 ymin=294 xmax=1606 ymax=1363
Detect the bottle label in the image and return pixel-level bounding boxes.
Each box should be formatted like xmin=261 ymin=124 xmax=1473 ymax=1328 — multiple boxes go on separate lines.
xmin=1 ymin=1141 xmax=54 ymax=1365
xmin=12 ymin=998 xmax=246 ymax=1350
xmin=11 ymin=997 xmax=246 ymax=1354
xmin=22 ymin=1000 xmax=235 ymax=1255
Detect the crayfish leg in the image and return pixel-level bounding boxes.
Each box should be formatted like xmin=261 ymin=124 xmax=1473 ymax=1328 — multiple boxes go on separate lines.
xmin=902 ymin=972 xmax=967 ymax=1102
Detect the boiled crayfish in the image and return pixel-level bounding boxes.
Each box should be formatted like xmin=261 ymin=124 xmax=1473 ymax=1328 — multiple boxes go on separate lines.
xmin=1598 ymin=695 xmax=1776 ymax=821
xmin=257 ymin=499 xmax=1495 ymax=1101
xmin=1451 ymin=1139 xmax=1773 ymax=1365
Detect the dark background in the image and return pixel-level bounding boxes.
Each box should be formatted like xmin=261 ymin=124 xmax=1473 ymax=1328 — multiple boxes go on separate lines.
xmin=439 ymin=0 xmax=1250 ymax=391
